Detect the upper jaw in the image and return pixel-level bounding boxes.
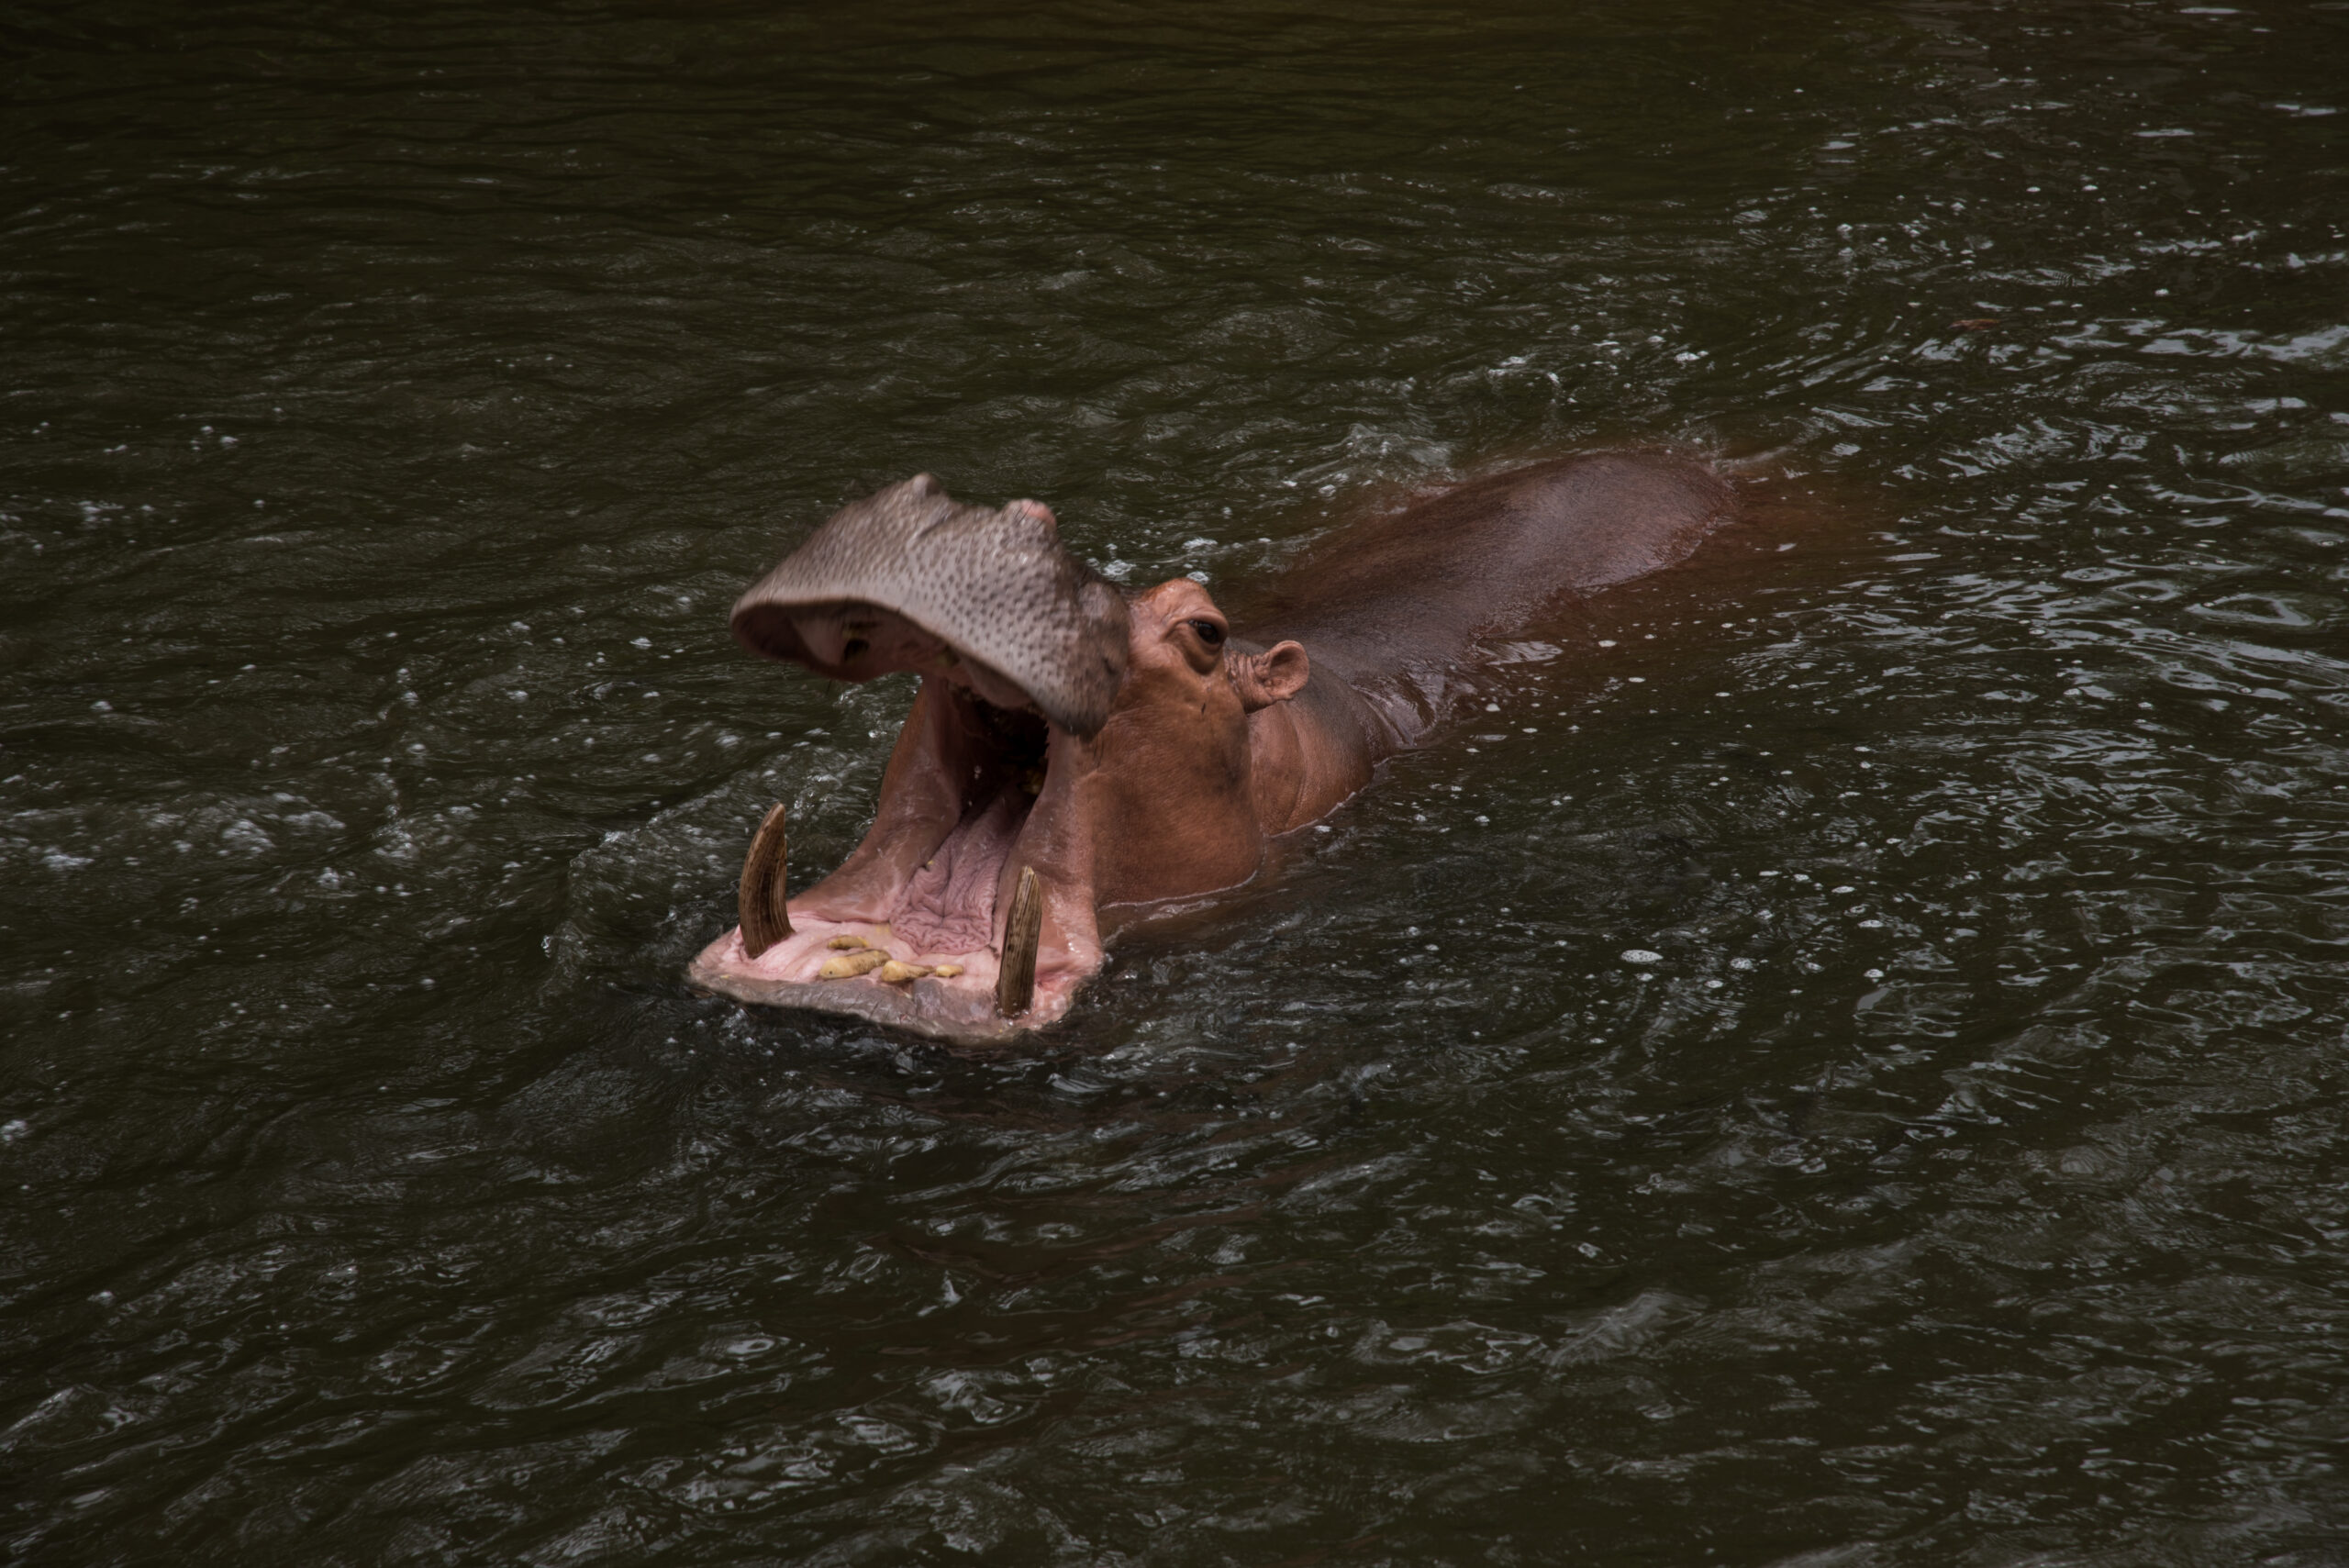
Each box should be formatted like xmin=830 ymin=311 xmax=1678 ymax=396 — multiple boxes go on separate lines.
xmin=727 ymin=473 xmax=1130 ymax=738
xmin=760 ymin=602 xmax=1046 ymax=717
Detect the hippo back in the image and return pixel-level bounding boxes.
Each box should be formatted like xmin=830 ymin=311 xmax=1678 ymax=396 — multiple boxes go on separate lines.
xmin=1233 ymin=454 xmax=1735 ymax=742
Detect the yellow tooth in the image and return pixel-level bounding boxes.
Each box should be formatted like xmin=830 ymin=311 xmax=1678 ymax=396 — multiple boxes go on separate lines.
xmin=818 ymin=949 xmax=888 ymax=979
xmin=825 ymin=935 xmax=868 ymax=950
xmin=878 ymin=960 xmax=930 ymax=984
xmin=737 ymin=804 xmax=793 ymax=959
xmin=996 ymin=866 xmax=1042 ymax=1018
xmin=931 ymin=963 xmax=964 ymax=979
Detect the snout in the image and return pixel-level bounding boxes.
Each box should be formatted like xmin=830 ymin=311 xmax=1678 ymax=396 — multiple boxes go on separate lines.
xmin=728 ymin=473 xmax=1130 ymax=737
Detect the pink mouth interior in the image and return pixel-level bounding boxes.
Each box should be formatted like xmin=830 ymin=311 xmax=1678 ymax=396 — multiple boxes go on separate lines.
xmin=690 ymin=682 xmax=1074 ymax=1039
xmin=881 ymin=692 xmax=1048 ymax=952
xmin=887 ymin=789 xmax=1029 ymax=953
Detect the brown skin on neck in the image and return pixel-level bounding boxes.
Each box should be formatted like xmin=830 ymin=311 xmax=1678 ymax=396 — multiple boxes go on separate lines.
xmin=1074 ymin=454 xmax=1742 ymax=911
xmin=1044 ymin=577 xmax=1322 ymax=912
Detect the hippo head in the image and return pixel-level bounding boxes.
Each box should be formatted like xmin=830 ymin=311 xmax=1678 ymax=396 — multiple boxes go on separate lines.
xmin=688 ymin=475 xmax=1312 ymax=1046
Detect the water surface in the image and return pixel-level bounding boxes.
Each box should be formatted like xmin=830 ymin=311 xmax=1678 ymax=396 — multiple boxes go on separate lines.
xmin=6 ymin=2 xmax=2349 ymax=1562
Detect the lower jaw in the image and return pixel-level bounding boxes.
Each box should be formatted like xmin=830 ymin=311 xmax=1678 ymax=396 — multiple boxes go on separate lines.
xmin=692 ymin=791 xmax=1081 ymax=1047
xmin=687 ymin=915 xmax=1081 ymax=1049
xmin=693 ymin=682 xmax=1080 ymax=1045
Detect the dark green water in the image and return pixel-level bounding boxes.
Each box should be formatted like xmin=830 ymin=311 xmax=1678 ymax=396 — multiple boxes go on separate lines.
xmin=6 ymin=3 xmax=2349 ymax=1562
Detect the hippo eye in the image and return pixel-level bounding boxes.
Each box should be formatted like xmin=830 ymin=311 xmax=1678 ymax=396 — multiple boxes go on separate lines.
xmin=1189 ymin=619 xmax=1225 ymax=648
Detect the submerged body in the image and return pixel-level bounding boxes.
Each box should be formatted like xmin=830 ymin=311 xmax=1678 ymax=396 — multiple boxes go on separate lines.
xmin=690 ymin=454 xmax=1736 ymax=1044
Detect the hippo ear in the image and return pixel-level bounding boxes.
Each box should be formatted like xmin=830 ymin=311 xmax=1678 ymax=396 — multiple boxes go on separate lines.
xmin=1234 ymin=639 xmax=1309 ymax=711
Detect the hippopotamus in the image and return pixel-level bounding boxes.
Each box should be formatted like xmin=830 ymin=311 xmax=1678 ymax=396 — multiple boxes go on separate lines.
xmin=687 ymin=454 xmax=1736 ymax=1046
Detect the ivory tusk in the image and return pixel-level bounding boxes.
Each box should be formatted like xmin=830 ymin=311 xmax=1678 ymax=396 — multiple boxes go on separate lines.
xmin=996 ymin=865 xmax=1042 ymax=1018
xmin=737 ymin=803 xmax=794 ymax=959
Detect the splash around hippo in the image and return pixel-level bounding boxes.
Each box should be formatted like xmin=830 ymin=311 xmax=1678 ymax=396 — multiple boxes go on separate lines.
xmin=688 ymin=455 xmax=1737 ymax=1046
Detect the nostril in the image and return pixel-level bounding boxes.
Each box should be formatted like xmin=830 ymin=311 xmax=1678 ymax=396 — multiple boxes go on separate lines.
xmin=841 ymin=637 xmax=869 ymax=660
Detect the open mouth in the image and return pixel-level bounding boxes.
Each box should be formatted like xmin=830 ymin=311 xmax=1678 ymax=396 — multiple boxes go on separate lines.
xmin=686 ymin=473 xmax=1129 ymax=1045
xmin=688 ymin=673 xmax=1067 ymax=1044
xmin=885 ymin=690 xmax=1049 ymax=954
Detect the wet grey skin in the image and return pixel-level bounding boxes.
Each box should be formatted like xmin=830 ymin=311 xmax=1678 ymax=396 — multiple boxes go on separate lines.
xmin=727 ymin=473 xmax=1130 ymax=738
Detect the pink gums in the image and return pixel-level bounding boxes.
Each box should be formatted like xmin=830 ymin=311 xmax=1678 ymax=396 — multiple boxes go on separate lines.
xmin=885 ymin=790 xmax=1027 ymax=954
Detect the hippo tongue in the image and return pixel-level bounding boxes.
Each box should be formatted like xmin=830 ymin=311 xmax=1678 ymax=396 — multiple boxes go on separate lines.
xmin=729 ymin=473 xmax=1130 ymax=738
